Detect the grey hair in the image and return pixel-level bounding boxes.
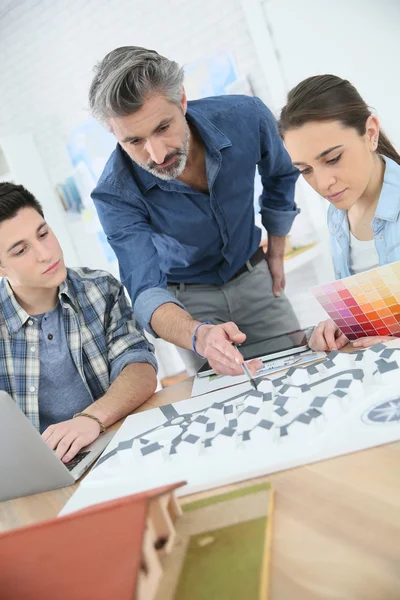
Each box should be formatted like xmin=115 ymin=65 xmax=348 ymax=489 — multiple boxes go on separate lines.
xmin=89 ymin=46 xmax=185 ymax=122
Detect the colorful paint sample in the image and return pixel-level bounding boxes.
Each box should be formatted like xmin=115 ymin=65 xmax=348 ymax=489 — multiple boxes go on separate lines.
xmin=311 ymin=262 xmax=400 ymax=340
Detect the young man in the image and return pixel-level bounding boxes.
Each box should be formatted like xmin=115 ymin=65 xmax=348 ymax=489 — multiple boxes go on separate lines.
xmin=89 ymin=46 xmax=300 ymax=376
xmin=0 ymin=183 xmax=157 ymax=463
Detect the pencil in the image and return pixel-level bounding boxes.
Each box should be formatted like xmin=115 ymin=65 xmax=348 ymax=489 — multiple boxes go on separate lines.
xmin=241 ymin=361 xmax=258 ymax=391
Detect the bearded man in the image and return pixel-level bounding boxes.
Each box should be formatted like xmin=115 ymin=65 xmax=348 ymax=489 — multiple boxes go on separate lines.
xmin=89 ymin=46 xmax=300 ymax=376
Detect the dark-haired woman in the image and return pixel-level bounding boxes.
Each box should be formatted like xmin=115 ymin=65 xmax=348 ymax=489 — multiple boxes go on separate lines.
xmin=279 ymin=75 xmax=400 ymax=352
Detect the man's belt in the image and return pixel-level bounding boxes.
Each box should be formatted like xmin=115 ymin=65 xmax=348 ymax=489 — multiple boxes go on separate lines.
xmin=168 ymin=246 xmax=266 ymax=286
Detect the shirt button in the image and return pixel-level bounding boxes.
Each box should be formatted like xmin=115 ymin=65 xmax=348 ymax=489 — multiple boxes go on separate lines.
xmin=380 ymin=234 xmax=384 ymax=239
xmin=338 ymin=234 xmax=342 ymax=238
xmin=29 ymin=386 xmax=35 ymax=392
xmin=376 ymin=219 xmax=381 ymax=224
xmin=28 ymin=319 xmax=33 ymax=326
xmin=48 ymin=334 xmax=53 ymax=340
xmin=30 ymin=346 xmax=36 ymax=352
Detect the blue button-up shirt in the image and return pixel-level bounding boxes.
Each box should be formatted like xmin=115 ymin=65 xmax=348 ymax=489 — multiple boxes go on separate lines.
xmin=327 ymin=156 xmax=400 ymax=279
xmin=92 ymin=95 xmax=300 ymax=335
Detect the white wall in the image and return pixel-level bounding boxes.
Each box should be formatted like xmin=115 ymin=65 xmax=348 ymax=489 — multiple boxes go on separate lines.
xmin=0 ymin=0 xmax=270 ymax=190
xmin=262 ymin=0 xmax=400 ymax=146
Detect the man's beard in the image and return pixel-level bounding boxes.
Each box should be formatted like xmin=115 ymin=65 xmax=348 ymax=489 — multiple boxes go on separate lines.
xmin=138 ymin=121 xmax=190 ymax=181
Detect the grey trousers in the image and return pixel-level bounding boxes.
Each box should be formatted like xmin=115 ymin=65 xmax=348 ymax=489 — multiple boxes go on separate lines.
xmin=168 ymin=259 xmax=299 ymax=375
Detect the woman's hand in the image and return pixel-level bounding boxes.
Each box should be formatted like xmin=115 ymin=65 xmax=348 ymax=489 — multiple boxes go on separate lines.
xmin=352 ymin=336 xmax=393 ymax=349
xmin=308 ymin=319 xmax=349 ymax=352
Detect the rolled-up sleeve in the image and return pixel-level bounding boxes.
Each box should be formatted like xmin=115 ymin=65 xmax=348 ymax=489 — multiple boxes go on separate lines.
xmin=133 ymin=287 xmax=185 ymax=338
xmin=253 ymin=97 xmax=300 ymax=236
xmin=105 ymin=277 xmax=158 ymax=382
xmin=92 ymin=177 xmax=184 ymax=335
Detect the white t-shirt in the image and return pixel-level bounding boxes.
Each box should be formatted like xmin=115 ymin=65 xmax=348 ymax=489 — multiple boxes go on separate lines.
xmin=349 ymin=231 xmax=379 ymax=274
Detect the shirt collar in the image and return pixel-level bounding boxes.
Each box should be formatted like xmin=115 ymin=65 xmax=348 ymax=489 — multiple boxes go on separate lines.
xmin=374 ymin=156 xmax=400 ymax=222
xmin=0 ymin=274 xmax=77 ymax=334
xmin=119 ymin=101 xmax=232 ymax=194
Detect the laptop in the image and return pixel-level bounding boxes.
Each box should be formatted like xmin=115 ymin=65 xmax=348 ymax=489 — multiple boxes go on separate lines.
xmin=0 ymin=391 xmax=115 ymax=502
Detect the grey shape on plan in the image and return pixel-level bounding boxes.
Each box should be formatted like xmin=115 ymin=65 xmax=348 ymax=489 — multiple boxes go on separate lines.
xmin=244 ymin=405 xmax=259 ymax=414
xmin=369 ymin=343 xmax=388 ymax=353
xmin=118 ymin=439 xmax=134 ymax=451
xmin=275 ymin=407 xmax=288 ymax=417
xmin=224 ymin=404 xmax=234 ymax=415
xmin=194 ymin=415 xmax=209 ymax=424
xmin=279 ymin=384 xmax=290 ymax=394
xmin=183 ymin=434 xmax=200 ymax=444
xmin=258 ymin=419 xmax=273 ymax=430
xmin=141 ymin=442 xmax=163 ymax=456
xmin=310 ymin=396 xmax=328 ymax=408
xmin=280 ymin=426 xmax=289 ymax=437
xmin=295 ymin=408 xmax=323 ymax=424
xmin=380 ymin=349 xmax=395 ymax=360
xmin=307 ymin=365 xmax=319 ymax=375
xmin=160 ymin=404 xmax=180 ymax=420
xmin=273 ymin=396 xmax=289 ymax=407
xmin=332 ymin=389 xmax=347 ymax=398
xmin=220 ymin=427 xmax=235 ymax=437
xmin=374 ymin=359 xmax=399 ymax=374
xmin=335 ymin=379 xmax=352 ymax=389
xmin=322 ymin=359 xmax=336 ymax=369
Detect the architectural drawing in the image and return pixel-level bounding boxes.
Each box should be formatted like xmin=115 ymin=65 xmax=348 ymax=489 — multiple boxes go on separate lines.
xmin=61 ymin=343 xmax=400 ymax=515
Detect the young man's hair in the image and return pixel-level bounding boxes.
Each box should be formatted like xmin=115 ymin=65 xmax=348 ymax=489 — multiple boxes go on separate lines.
xmin=0 ymin=182 xmax=44 ymax=225
xmin=89 ymin=46 xmax=184 ymax=123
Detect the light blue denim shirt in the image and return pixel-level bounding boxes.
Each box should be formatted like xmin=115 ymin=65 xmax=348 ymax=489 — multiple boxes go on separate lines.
xmin=327 ymin=156 xmax=400 ymax=279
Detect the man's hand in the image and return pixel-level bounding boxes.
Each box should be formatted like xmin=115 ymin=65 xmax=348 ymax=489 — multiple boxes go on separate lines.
xmin=42 ymin=416 xmax=101 ymax=463
xmin=265 ymin=235 xmax=286 ymax=297
xmin=196 ymin=321 xmax=262 ymax=376
xmin=265 ymin=254 xmax=285 ymax=297
xmin=352 ymin=335 xmax=393 ymax=349
xmin=309 ymin=319 xmax=349 ymax=352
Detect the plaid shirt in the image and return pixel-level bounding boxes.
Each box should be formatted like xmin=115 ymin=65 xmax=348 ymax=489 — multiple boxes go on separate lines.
xmin=0 ymin=268 xmax=157 ymax=430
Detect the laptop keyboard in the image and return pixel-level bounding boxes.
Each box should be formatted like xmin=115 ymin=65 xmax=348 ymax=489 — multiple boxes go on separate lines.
xmin=65 ymin=450 xmax=91 ymax=471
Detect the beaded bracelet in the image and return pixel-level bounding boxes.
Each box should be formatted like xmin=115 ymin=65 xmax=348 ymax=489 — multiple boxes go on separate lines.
xmin=73 ymin=411 xmax=106 ymax=433
xmin=191 ymin=321 xmax=212 ymax=358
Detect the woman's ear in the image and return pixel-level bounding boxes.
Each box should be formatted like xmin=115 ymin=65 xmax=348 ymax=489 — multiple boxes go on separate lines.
xmin=365 ymin=114 xmax=380 ymax=151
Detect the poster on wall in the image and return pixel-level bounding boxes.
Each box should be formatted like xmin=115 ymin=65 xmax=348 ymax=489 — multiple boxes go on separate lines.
xmin=66 ymin=120 xmax=117 ymax=265
xmin=184 ymin=52 xmax=253 ymax=100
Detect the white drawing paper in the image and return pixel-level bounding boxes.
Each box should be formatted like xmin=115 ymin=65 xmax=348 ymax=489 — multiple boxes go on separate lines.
xmin=60 ymin=343 xmax=400 ymax=516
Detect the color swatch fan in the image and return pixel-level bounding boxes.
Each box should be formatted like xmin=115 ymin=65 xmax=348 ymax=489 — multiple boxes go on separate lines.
xmin=311 ymin=262 xmax=400 ymax=340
